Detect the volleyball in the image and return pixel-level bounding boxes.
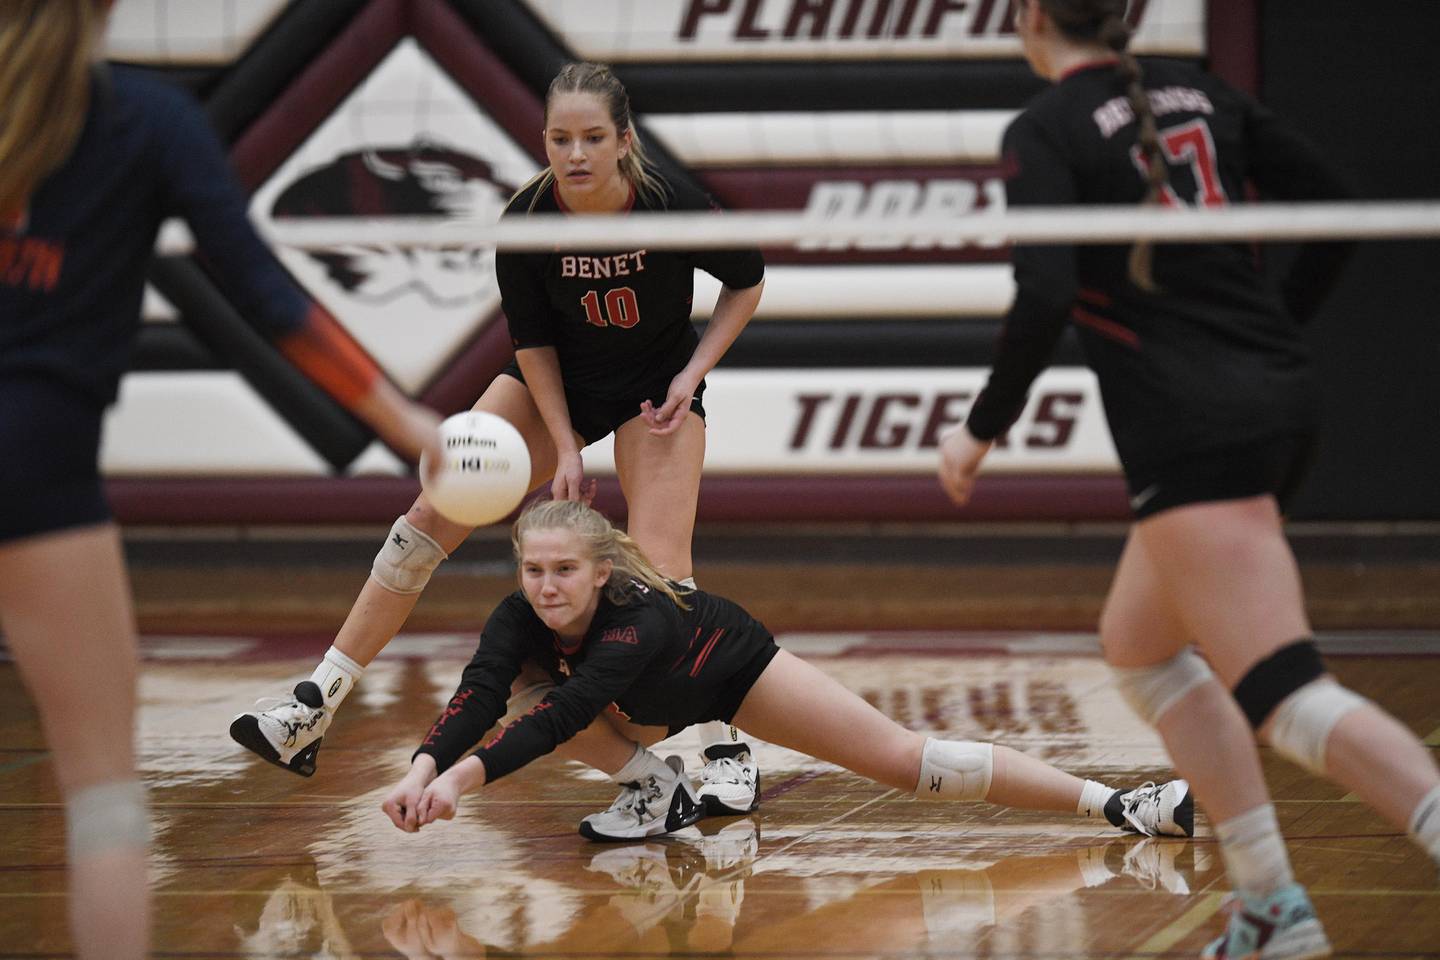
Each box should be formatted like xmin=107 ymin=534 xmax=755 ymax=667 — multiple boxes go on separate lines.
xmin=420 ymin=411 xmax=530 ymax=526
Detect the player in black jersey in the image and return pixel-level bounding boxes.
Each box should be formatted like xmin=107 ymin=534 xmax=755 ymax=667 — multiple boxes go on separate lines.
xmin=0 ymin=4 xmax=441 ymax=958
xmin=936 ymin=3 xmax=1440 ymax=957
xmin=233 ymin=61 xmax=770 ymax=820
xmin=379 ymin=499 xmax=1194 ymax=844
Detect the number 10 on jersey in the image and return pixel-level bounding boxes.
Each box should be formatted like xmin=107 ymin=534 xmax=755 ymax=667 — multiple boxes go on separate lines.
xmin=581 ymin=287 xmax=640 ymax=328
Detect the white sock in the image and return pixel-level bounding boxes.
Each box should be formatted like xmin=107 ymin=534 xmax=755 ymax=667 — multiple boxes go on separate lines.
xmin=1075 ymin=845 xmax=1118 ymax=888
xmin=1077 ymin=779 xmax=1117 ymax=820
xmin=308 ymin=646 xmax=365 ymax=712
xmin=612 ymin=742 xmax=670 ymax=783
xmin=697 ymin=720 xmax=748 ymax=758
xmin=1408 ymin=784 xmax=1440 ymax=862
xmin=1215 ymin=804 xmax=1294 ymax=898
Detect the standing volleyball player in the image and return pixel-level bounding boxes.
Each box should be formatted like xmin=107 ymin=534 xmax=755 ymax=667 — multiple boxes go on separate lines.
xmin=938 ymin=2 xmax=1440 ymax=957
xmin=0 ymin=3 xmax=440 ymax=958
xmin=380 ymin=499 xmax=1192 ymax=845
xmin=232 ymin=62 xmax=769 ymax=821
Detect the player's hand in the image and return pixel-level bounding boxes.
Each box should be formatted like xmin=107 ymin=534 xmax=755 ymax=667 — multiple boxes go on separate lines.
xmin=416 ymin=774 xmax=463 ymax=826
xmin=550 ymin=450 xmax=596 ymax=505
xmin=382 ymin=758 xmax=437 ymax=833
xmin=937 ymin=426 xmax=993 ymax=506
xmin=641 ymin=372 xmax=701 ymax=436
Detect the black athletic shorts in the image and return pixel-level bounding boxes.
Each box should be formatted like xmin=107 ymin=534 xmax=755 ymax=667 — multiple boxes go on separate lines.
xmin=670 ymin=636 xmax=781 ymax=737
xmin=0 ymin=375 xmax=111 ymax=544
xmin=499 ymin=362 xmax=707 ymax=446
xmin=1125 ymin=432 xmax=1316 ymax=521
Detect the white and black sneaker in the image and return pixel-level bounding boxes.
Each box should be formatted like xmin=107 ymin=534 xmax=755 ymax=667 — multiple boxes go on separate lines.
xmin=696 ymin=746 xmax=760 ymax=817
xmin=229 ymin=680 xmax=330 ymax=777
xmin=1121 ymin=838 xmax=1194 ymax=894
xmin=1116 ymin=780 xmax=1194 ymax=838
xmin=579 ymin=755 xmax=705 ymax=842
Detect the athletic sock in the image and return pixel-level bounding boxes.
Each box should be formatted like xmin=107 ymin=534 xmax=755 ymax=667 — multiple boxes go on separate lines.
xmin=308 ymin=646 xmax=364 ymax=712
xmin=697 ymin=720 xmax=748 ymax=759
xmin=612 ymin=742 xmax=671 ymax=784
xmin=1077 ymin=779 xmax=1119 ymax=822
xmin=1214 ymin=804 xmax=1294 ymax=898
xmin=1408 ymin=784 xmax=1440 ymax=863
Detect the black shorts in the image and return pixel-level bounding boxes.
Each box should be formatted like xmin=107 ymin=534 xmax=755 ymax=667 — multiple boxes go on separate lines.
xmin=1125 ymin=432 xmax=1316 ymax=521
xmin=0 ymin=375 xmax=111 ymax=544
xmin=500 ymin=362 xmax=707 ymax=446
xmin=670 ymin=636 xmax=781 ymax=736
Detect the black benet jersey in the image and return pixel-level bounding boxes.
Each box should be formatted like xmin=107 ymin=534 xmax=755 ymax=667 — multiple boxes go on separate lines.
xmin=495 ymin=179 xmax=764 ymax=399
xmin=414 ymin=585 xmax=777 ymax=782
xmin=966 ymin=59 xmax=1355 ymax=471
xmin=1 ymin=67 xmax=310 ymax=405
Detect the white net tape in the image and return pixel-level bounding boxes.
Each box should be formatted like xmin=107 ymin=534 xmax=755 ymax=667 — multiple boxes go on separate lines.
xmin=246 ymin=201 xmax=1440 ymax=253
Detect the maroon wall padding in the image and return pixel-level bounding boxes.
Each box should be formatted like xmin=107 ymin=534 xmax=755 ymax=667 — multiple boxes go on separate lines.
xmin=230 ymin=0 xmax=406 ymax=190
xmin=108 ymin=474 xmax=1129 ymax=525
xmin=414 ymin=0 xmax=547 ymax=166
xmin=1206 ymin=0 xmax=1259 ymax=95
xmin=418 ymin=309 xmax=514 ymax=414
xmin=230 ymin=0 xmax=548 ymax=188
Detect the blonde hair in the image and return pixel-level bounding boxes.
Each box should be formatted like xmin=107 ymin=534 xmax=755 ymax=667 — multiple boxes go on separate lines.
xmin=1033 ymin=0 xmax=1166 ymax=291
xmin=512 ymin=499 xmax=691 ymax=609
xmin=517 ymin=61 xmax=670 ymax=213
xmin=0 ymin=0 xmax=103 ymax=218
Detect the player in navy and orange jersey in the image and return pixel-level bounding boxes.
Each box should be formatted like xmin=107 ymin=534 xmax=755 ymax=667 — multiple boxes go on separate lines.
xmin=234 ymin=62 xmax=771 ymax=821
xmin=936 ymin=2 xmax=1440 ymax=957
xmin=0 ymin=3 xmax=440 ymax=958
xmin=379 ymin=499 xmax=1193 ymax=844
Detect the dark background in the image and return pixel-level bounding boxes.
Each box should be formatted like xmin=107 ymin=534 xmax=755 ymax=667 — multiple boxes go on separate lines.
xmin=1261 ymin=1 xmax=1440 ymax=519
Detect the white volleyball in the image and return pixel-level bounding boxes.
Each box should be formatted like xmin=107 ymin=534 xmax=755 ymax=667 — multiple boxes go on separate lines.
xmin=421 ymin=411 xmax=530 ymax=526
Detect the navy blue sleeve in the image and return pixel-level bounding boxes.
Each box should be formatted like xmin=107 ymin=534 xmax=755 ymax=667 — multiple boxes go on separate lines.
xmin=150 ymin=84 xmax=310 ymax=339
xmin=475 ymin=605 xmax=668 ymax=783
xmin=966 ymin=116 xmax=1077 ymax=441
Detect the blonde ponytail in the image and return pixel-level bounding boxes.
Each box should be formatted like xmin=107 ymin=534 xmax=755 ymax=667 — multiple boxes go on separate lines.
xmin=513 ymin=500 xmax=691 ymax=609
xmin=0 ymin=0 xmax=102 ymax=218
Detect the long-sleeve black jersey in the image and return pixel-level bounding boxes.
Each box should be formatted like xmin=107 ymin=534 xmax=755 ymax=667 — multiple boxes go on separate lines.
xmin=1 ymin=67 xmax=312 ymax=405
xmin=966 ymin=59 xmax=1354 ymax=472
xmin=414 ymin=585 xmax=776 ymax=782
xmin=496 ymin=178 xmax=764 ymax=400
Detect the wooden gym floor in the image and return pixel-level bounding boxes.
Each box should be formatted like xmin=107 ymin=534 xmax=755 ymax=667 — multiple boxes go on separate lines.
xmin=1 ymin=523 xmax=1437 ymax=958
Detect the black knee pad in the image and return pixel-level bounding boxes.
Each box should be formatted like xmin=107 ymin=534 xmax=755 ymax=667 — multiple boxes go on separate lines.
xmin=1231 ymin=639 xmax=1326 ymax=729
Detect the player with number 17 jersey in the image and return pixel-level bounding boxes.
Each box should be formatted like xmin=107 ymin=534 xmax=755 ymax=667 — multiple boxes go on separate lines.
xmin=496 ymin=177 xmax=764 ymax=440
xmin=969 ymin=58 xmax=1353 ymax=476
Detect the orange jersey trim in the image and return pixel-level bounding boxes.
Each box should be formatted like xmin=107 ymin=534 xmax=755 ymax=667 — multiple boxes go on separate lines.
xmin=275 ymin=306 xmax=381 ymax=411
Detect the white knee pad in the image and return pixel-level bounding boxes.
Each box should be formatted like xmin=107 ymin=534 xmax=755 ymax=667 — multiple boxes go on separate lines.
xmin=1111 ymin=648 xmax=1214 ymax=726
xmin=915 ymin=738 xmax=993 ymax=802
xmin=371 ymin=516 xmax=448 ymax=595
xmin=66 ymin=780 xmax=149 ymax=862
xmin=500 ymin=681 xmax=556 ymax=727
xmin=1267 ymin=678 xmax=1367 ymax=775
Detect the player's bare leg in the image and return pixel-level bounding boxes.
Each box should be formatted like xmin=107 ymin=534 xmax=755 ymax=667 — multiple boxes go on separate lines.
xmin=614 ymin=412 xmax=760 ymax=814
xmin=1140 ymin=497 xmax=1440 ymax=857
xmin=732 ymin=650 xmax=1191 ymax=836
xmin=0 ymin=525 xmax=149 ymax=960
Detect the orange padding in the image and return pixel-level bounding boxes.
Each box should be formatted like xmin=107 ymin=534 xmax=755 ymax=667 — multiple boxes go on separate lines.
xmin=275 ymin=306 xmax=381 ymax=411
